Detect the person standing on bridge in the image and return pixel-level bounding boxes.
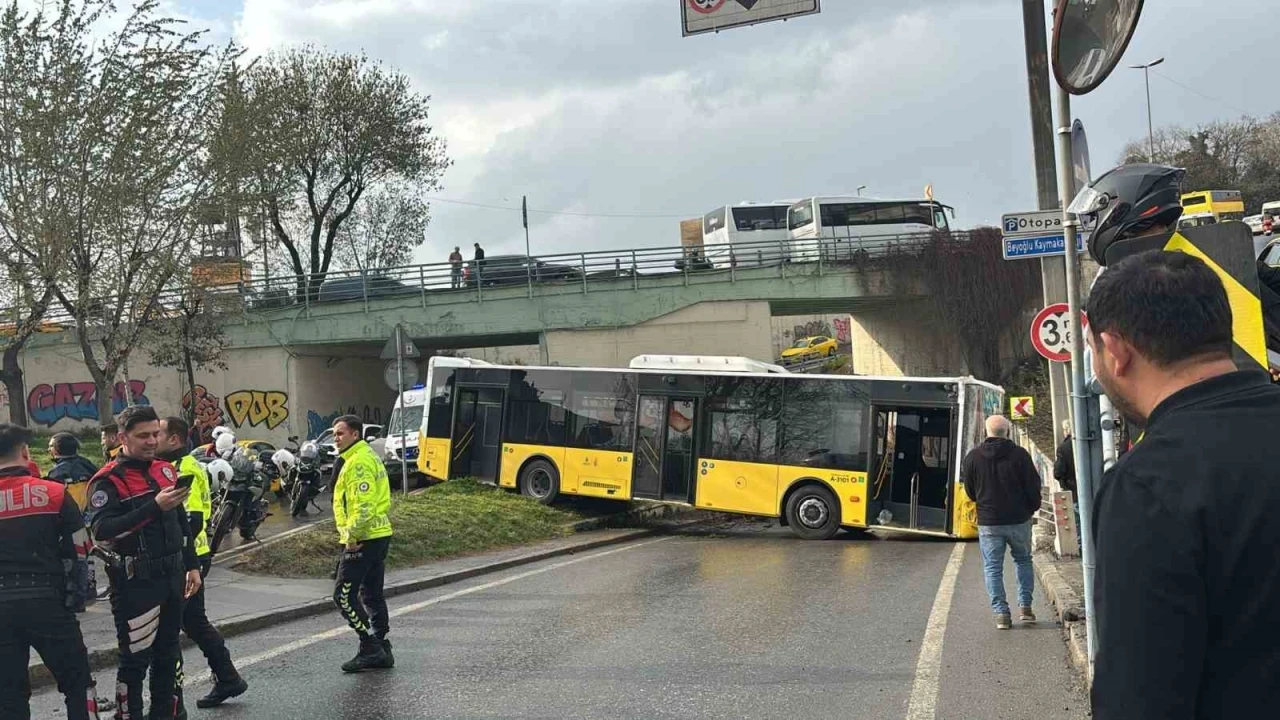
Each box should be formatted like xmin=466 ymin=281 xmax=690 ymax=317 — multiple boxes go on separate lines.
xmin=449 ymin=246 xmax=463 ymax=289
xmin=158 ymin=416 xmax=249 ymax=711
xmin=330 ymin=415 xmax=395 ymax=673
xmin=1085 ymin=250 xmax=1280 ymax=719
xmin=960 ymin=415 xmax=1042 ymax=630
xmin=473 ymin=242 xmax=486 ymax=284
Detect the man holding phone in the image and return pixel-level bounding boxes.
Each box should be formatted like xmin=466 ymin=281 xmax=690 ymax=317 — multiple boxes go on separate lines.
xmin=86 ymin=406 xmax=201 ymax=719
xmin=159 ymin=417 xmax=249 ymax=712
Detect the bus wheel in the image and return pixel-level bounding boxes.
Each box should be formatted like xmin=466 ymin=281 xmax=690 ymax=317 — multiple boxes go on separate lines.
xmin=519 ymin=459 xmax=559 ymax=505
xmin=785 ymin=485 xmax=841 ymax=540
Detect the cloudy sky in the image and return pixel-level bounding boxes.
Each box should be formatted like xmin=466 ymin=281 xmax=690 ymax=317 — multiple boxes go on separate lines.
xmin=168 ymin=0 xmax=1270 ymax=262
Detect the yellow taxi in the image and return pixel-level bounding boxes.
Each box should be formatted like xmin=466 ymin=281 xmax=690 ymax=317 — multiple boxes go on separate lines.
xmin=779 ymin=335 xmax=838 ymax=364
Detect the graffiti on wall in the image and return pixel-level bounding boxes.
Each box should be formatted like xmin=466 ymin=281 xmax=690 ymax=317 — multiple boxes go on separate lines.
xmin=27 ymin=381 xmax=150 ymax=427
xmin=791 ymin=320 xmax=833 ymax=342
xmin=181 ymin=385 xmax=226 ymax=443
xmin=306 ymin=406 xmax=385 ymax=439
xmin=225 ymin=389 xmax=289 ymax=430
xmin=833 ymin=317 xmax=851 ymax=345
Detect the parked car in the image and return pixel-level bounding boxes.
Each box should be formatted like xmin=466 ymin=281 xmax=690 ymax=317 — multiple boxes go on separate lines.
xmin=463 ymin=255 xmax=582 ymax=288
xmin=1245 ymin=214 xmax=1265 ymax=235
xmin=779 ymin=336 xmax=838 ymax=364
xmin=317 ymin=275 xmax=418 ymax=303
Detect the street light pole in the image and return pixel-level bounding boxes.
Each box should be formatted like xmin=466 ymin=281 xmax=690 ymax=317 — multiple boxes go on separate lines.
xmin=856 ymin=185 xmax=867 ymax=197
xmin=1130 ymin=58 xmax=1165 ymax=161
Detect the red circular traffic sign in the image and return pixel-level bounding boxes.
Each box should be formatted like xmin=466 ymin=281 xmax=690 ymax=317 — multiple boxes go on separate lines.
xmin=1031 ymin=303 xmax=1088 ymax=363
xmin=687 ymin=0 xmax=727 ymax=14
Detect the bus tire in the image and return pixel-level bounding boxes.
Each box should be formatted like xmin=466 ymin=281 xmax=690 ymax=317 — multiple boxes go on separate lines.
xmin=785 ymin=484 xmax=841 ymax=540
xmin=519 ymin=459 xmax=559 ymax=505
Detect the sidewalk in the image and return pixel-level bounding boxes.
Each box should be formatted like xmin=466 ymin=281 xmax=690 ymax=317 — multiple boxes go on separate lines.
xmin=29 ymin=504 xmax=705 ymax=687
xmin=1032 ymin=523 xmax=1090 ymax=681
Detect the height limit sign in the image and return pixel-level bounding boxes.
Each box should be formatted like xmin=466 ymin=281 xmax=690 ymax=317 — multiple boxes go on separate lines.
xmin=1031 ymin=303 xmax=1088 ymax=363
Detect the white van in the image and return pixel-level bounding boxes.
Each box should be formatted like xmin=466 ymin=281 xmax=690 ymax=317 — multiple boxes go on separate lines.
xmin=384 ymin=386 xmax=427 ymax=476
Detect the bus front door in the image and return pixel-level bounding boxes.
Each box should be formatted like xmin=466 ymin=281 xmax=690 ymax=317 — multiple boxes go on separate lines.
xmin=452 ymin=387 xmax=505 ymax=482
xmin=633 ymin=395 xmax=697 ymax=503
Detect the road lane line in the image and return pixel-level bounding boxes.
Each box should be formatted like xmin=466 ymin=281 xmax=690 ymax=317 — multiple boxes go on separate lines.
xmin=189 ymin=535 xmax=674 ymax=684
xmin=905 ymin=542 xmax=966 ymax=720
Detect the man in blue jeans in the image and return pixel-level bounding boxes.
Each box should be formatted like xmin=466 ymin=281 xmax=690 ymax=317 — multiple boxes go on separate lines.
xmin=960 ymin=415 xmax=1044 ymax=629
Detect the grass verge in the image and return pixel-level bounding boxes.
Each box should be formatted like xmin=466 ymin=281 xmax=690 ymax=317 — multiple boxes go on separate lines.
xmin=233 ymin=478 xmax=586 ymax=578
xmin=29 ymin=436 xmax=105 ymax=474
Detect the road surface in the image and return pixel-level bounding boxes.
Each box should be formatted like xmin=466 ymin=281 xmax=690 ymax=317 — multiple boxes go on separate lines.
xmin=29 ymin=519 xmax=1088 ymax=719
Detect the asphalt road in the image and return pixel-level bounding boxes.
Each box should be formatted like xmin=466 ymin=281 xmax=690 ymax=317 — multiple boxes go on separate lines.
xmin=28 ymin=519 xmax=1088 ymax=719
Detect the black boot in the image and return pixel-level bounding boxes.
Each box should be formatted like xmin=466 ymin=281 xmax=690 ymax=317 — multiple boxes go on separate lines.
xmin=380 ymin=638 xmax=395 ymax=669
xmin=196 ymin=671 xmax=249 ymax=708
xmin=340 ymin=637 xmax=390 ymax=673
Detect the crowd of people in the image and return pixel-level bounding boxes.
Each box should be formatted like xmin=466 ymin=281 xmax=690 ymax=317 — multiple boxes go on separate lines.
xmin=0 ymin=407 xmax=394 ymax=719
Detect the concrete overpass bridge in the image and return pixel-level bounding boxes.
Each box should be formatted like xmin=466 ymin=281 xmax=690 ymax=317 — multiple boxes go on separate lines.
xmin=9 ymin=233 xmax=1033 ymax=447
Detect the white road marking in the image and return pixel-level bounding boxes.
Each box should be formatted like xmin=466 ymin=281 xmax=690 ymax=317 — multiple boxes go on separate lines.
xmin=188 ymin=536 xmax=673 ymax=685
xmin=905 ymin=542 xmax=966 ymax=720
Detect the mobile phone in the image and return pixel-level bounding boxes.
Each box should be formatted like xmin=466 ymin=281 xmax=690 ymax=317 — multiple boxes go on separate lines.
xmin=174 ymin=474 xmax=195 ymax=490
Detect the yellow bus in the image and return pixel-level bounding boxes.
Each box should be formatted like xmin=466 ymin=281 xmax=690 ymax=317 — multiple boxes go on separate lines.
xmin=417 ymin=355 xmax=1003 ymax=540
xmin=1179 ymin=190 xmax=1245 ymax=229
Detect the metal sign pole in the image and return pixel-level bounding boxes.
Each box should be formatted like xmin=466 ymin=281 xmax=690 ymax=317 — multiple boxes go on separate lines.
xmin=395 ymin=324 xmax=409 ymax=496
xmin=1053 ymin=82 xmax=1098 ymax=672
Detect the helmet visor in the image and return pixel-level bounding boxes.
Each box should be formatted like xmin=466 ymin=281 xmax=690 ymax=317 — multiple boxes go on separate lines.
xmin=1068 ymin=185 xmax=1112 ymax=216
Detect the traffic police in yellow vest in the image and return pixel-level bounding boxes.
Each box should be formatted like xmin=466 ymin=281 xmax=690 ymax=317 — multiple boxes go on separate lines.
xmin=158 ymin=417 xmax=249 ymax=711
xmin=330 ymin=414 xmax=395 ymax=673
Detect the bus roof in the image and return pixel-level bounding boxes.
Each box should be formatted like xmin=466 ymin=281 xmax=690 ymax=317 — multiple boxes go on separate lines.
xmin=793 ymin=195 xmax=953 ymax=208
xmin=426 ymin=355 xmax=1002 ymax=394
xmin=629 ymin=354 xmax=790 ymax=374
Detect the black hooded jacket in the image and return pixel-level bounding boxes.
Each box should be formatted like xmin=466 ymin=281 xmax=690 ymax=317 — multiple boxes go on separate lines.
xmin=960 ymin=437 xmax=1042 ymax=526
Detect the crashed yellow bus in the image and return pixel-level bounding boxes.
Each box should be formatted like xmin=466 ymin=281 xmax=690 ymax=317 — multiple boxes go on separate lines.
xmin=417 ymin=355 xmax=1002 ymax=540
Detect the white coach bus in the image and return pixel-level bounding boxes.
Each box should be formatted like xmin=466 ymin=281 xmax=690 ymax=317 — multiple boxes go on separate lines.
xmin=700 ymin=201 xmax=796 ymax=268
xmin=787 ymin=196 xmax=954 ymax=261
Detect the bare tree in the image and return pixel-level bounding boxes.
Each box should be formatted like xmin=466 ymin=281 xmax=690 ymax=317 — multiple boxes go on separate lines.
xmin=0 ymin=0 xmax=237 ymax=421
xmin=332 ymin=183 xmax=430 ymax=273
xmin=145 ymin=281 xmax=230 ymax=425
xmin=220 ymin=46 xmax=449 ymax=300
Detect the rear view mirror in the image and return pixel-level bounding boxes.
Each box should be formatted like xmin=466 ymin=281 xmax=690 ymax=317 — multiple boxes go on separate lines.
xmin=1051 ymin=0 xmax=1144 ymax=95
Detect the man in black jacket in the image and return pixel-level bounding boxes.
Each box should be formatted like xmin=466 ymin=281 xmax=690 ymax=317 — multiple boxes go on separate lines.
xmin=960 ymin=415 xmax=1043 ymax=629
xmin=46 ymin=433 xmax=101 ymax=611
xmin=1087 ymin=250 xmax=1280 ymax=719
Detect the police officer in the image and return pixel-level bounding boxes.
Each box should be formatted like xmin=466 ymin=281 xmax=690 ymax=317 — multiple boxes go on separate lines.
xmin=0 ymin=422 xmax=99 ymax=720
xmin=330 ymin=415 xmax=394 ymax=673
xmin=158 ymin=417 xmax=248 ymax=711
xmin=87 ymin=406 xmax=201 ymax=720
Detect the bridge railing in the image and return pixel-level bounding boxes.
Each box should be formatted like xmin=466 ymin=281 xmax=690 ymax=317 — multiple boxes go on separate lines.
xmin=13 ymin=230 xmax=958 ymax=326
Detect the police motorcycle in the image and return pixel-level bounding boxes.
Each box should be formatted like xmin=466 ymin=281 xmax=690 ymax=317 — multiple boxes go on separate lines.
xmin=286 ymin=441 xmax=326 ymax=518
xmin=207 ymin=434 xmax=271 ymax=554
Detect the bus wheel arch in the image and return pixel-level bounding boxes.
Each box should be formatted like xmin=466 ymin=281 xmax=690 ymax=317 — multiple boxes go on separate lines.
xmin=781 ymin=479 xmax=842 ymax=540
xmin=518 ymin=456 xmax=560 ymax=505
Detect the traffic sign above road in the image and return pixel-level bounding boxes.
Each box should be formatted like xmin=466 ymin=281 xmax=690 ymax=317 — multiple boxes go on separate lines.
xmin=681 ymin=0 xmax=820 ymax=36
xmin=1002 ymin=209 xmax=1066 ymax=237
xmin=1031 ymin=303 xmax=1088 ymax=363
xmin=380 ymin=325 xmax=421 ymax=360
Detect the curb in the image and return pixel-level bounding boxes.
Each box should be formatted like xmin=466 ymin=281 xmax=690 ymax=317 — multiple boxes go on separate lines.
xmin=29 ymin=510 xmax=705 ymax=689
xmin=1033 ymin=552 xmax=1091 ymax=684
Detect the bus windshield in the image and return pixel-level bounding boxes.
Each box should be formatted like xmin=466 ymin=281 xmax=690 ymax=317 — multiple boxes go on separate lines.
xmin=787 ymin=201 xmax=814 ymax=230
xmin=388 ymin=405 xmax=424 ymax=435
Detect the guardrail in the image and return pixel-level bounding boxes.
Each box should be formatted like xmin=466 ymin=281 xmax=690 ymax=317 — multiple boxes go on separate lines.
xmin=7 ymin=230 xmax=969 ymax=326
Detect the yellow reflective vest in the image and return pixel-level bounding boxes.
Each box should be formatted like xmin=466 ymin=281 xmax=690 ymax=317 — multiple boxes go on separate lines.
xmin=177 ymin=454 xmax=212 ymax=557
xmin=333 ymin=440 xmax=393 ymax=545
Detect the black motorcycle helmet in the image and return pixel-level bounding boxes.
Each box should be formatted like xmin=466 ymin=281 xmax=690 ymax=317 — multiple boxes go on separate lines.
xmin=1068 ymin=163 xmax=1186 ymax=265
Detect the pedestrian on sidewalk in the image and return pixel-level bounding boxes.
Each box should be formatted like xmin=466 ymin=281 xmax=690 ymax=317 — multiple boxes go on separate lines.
xmin=159 ymin=416 xmax=249 ymax=711
xmin=330 ymin=415 xmax=395 ymax=673
xmin=960 ymin=415 xmax=1042 ymax=630
xmin=449 ymin=246 xmax=463 ymax=289
xmin=87 ymin=405 xmax=201 ymax=719
xmin=473 ymin=242 xmax=486 ymax=284
xmin=0 ymin=423 xmax=100 ymax=720
xmin=1085 ymin=249 xmax=1280 ymax=719
xmin=1052 ymin=420 xmax=1079 ymax=529
xmin=47 ymin=433 xmax=100 ymax=611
